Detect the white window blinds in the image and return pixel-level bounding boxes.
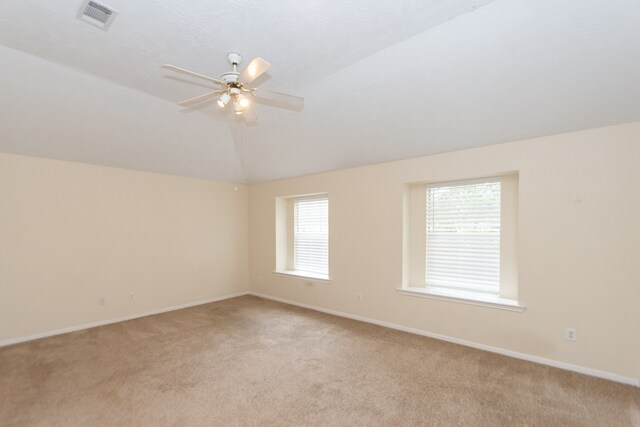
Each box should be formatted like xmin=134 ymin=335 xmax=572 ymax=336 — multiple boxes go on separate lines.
xmin=426 ymin=179 xmax=501 ymax=295
xmin=293 ymin=195 xmax=329 ymax=276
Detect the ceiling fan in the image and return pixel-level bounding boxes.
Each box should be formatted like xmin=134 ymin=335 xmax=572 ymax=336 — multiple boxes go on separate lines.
xmin=162 ymin=53 xmax=304 ymax=124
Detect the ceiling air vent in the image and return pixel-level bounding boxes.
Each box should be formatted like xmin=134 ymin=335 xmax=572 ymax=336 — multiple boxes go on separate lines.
xmin=78 ymin=0 xmax=118 ymax=30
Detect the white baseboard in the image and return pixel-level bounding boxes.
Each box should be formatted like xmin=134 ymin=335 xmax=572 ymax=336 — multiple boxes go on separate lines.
xmin=249 ymin=292 xmax=640 ymax=388
xmin=0 ymin=291 xmax=250 ymax=347
xmin=3 ymin=290 xmax=637 ymax=388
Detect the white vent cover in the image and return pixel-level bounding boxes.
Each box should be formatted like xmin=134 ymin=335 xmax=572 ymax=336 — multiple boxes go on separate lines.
xmin=78 ymin=0 xmax=118 ymax=30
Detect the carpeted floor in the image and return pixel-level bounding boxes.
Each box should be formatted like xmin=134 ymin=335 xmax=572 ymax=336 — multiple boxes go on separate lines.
xmin=0 ymin=296 xmax=638 ymax=426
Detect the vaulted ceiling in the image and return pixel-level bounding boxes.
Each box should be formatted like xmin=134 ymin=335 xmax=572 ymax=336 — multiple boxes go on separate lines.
xmin=1 ymin=0 xmax=640 ymax=183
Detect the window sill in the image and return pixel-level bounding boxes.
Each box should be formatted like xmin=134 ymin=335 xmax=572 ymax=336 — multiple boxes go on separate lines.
xmin=273 ymin=270 xmax=331 ymax=284
xmin=396 ymin=287 xmax=525 ymax=312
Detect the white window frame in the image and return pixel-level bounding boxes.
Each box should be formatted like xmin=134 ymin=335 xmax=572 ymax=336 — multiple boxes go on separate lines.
xmin=275 ymin=193 xmax=330 ymax=282
xmin=400 ymin=174 xmax=522 ymax=311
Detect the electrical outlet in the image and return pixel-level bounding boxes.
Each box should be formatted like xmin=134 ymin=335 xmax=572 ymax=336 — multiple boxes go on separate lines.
xmin=356 ymin=292 xmax=363 ymax=302
xmin=99 ymin=296 xmax=105 ymax=305
xmin=128 ymin=293 xmax=135 ymax=301
xmin=566 ymin=328 xmax=577 ymax=342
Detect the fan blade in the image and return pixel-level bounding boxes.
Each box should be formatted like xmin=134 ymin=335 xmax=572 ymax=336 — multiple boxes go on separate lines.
xmin=251 ymin=88 xmax=304 ymax=110
xmin=242 ymin=104 xmax=257 ymax=125
xmin=162 ymin=64 xmax=226 ymax=86
xmin=241 ymin=57 xmax=270 ymax=83
xmin=178 ymin=90 xmax=225 ymax=107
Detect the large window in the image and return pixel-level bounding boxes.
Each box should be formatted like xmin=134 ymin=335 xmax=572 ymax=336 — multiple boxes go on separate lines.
xmin=275 ymin=193 xmax=329 ymax=281
xmin=426 ymin=179 xmax=501 ymax=296
xmin=403 ymin=175 xmax=519 ymax=309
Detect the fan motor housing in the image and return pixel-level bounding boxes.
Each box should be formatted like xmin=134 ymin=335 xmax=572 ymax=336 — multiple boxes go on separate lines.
xmin=221 ymin=72 xmax=240 ymax=84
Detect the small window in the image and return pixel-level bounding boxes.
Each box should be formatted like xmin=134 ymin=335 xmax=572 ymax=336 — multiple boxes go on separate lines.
xmin=403 ymin=174 xmax=519 ymax=308
xmin=275 ymin=194 xmax=329 ymax=281
xmin=293 ymin=196 xmax=329 ymax=276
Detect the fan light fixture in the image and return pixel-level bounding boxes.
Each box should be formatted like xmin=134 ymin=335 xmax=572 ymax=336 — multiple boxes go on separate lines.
xmin=234 ymin=100 xmax=243 ymax=115
xmin=238 ymin=96 xmax=250 ymax=108
xmin=217 ymin=92 xmax=231 ymax=108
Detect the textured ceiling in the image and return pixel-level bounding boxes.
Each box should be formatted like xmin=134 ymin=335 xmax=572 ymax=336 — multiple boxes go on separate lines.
xmin=1 ymin=0 xmax=640 ymax=182
xmin=0 ymin=0 xmax=492 ymax=106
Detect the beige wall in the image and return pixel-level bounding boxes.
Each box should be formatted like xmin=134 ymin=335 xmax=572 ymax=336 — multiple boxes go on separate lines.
xmin=249 ymin=122 xmax=640 ymax=380
xmin=0 ymin=153 xmax=248 ymax=341
xmin=2 ymin=122 xmax=638 ymax=380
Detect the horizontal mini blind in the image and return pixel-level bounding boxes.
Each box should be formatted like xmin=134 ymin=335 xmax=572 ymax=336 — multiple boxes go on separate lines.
xmin=426 ymin=179 xmax=501 ymax=295
xmin=293 ymin=195 xmax=329 ymax=276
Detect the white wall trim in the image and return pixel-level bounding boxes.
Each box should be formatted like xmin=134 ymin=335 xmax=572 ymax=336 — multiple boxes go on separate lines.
xmin=3 ymin=290 xmax=637 ymax=388
xmin=250 ymin=292 xmax=640 ymax=388
xmin=396 ymin=287 xmax=525 ymax=312
xmin=0 ymin=291 xmax=250 ymax=347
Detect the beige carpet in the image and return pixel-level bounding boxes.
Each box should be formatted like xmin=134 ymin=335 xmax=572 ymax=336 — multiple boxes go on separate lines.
xmin=1 ymin=296 xmax=638 ymax=426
